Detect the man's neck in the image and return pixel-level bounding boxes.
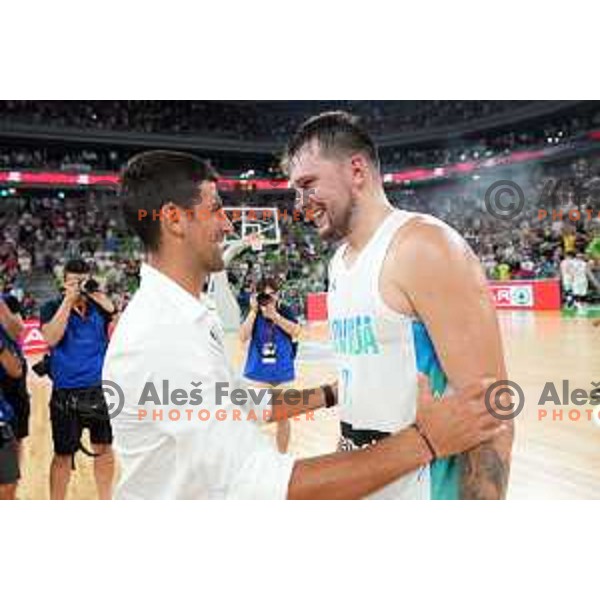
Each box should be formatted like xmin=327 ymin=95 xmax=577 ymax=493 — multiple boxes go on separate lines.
xmin=345 ymin=190 xmax=394 ymax=252
xmin=73 ymin=298 xmax=87 ymax=316
xmin=147 ymin=253 xmax=207 ymax=299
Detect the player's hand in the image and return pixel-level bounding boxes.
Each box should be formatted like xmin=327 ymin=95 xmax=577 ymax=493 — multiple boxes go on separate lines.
xmin=415 ymin=376 xmax=506 ymax=458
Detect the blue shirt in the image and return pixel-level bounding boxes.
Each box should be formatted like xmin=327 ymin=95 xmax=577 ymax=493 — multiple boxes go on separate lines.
xmin=243 ymin=304 xmax=298 ymax=385
xmin=40 ymin=297 xmax=110 ymax=389
xmin=0 ymin=327 xmax=16 ymax=411
xmin=0 ymin=389 xmax=14 ymax=423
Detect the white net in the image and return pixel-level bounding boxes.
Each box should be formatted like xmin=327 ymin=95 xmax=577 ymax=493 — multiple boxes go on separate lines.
xmin=223 ymin=206 xmax=281 ymax=249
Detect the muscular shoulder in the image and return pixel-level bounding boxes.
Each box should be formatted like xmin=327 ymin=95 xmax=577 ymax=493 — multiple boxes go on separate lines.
xmin=388 ymin=212 xmax=478 ymax=283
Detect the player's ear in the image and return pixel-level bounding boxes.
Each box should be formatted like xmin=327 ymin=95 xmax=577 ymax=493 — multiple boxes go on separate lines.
xmin=349 ymin=154 xmax=369 ymax=186
xmin=160 ymin=202 xmax=186 ymax=240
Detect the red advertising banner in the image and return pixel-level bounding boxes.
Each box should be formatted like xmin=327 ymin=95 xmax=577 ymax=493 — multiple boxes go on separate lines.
xmin=19 ymin=318 xmax=116 ymax=356
xmin=306 ymin=292 xmax=328 ymax=322
xmin=487 ymin=279 xmax=561 ymax=311
xmin=19 ymin=318 xmax=48 ymax=355
xmin=305 ymin=278 xmax=561 ymax=321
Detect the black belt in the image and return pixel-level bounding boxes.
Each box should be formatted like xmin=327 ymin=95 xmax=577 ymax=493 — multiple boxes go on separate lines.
xmin=340 ymin=421 xmax=391 ymax=448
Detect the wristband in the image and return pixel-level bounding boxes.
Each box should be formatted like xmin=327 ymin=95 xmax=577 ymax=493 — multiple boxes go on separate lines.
xmin=322 ymin=384 xmax=336 ymax=408
xmin=413 ymin=422 xmax=437 ymax=461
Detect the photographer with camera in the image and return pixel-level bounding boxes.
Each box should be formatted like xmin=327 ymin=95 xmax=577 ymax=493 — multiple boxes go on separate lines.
xmin=240 ymin=277 xmax=302 ymax=452
xmin=0 ymin=293 xmax=30 ymax=485
xmin=0 ymin=332 xmax=25 ymax=500
xmin=40 ymin=259 xmax=116 ymax=500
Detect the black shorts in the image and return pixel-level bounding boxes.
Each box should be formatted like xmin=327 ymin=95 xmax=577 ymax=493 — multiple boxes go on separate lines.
xmin=6 ymin=393 xmax=30 ymax=440
xmin=50 ymin=387 xmax=113 ymax=456
xmin=0 ymin=424 xmax=19 ymax=485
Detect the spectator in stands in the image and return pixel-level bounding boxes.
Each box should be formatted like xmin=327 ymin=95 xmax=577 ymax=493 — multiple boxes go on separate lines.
xmin=560 ymin=252 xmax=577 ymax=308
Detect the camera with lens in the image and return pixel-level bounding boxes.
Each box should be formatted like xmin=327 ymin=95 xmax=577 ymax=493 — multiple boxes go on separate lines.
xmin=80 ymin=278 xmax=100 ymax=295
xmin=257 ymin=292 xmax=272 ymax=306
xmin=32 ymin=354 xmax=51 ymax=378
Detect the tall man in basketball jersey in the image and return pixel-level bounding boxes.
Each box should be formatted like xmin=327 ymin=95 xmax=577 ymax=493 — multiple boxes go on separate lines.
xmin=284 ymin=111 xmax=513 ymax=499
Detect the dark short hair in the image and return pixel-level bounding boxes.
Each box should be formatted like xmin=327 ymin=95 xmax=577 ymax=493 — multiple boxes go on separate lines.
xmin=120 ymin=150 xmax=218 ymax=251
xmin=256 ymin=277 xmax=280 ymax=294
xmin=64 ymin=259 xmax=90 ymax=276
xmin=283 ymin=110 xmax=380 ymax=173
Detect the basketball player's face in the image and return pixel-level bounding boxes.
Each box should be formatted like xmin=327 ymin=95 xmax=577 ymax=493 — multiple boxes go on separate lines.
xmin=289 ymin=143 xmax=357 ymax=242
xmin=185 ymin=180 xmax=233 ymax=273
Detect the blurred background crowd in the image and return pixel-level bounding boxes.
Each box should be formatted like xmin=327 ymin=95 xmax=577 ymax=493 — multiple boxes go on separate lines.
xmin=2 ymin=100 xmax=600 ymax=320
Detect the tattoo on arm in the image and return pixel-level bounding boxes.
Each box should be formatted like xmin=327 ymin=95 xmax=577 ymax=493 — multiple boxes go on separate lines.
xmin=460 ymin=443 xmax=510 ymax=500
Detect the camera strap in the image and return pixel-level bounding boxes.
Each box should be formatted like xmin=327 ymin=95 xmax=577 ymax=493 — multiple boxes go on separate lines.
xmin=54 ymin=389 xmax=102 ymax=469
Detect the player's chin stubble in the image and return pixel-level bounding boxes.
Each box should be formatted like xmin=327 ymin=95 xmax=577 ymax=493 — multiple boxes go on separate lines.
xmin=327 ymin=199 xmax=356 ymax=242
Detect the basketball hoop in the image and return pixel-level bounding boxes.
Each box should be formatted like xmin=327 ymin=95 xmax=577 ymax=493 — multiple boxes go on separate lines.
xmin=224 ymin=206 xmax=281 ymax=250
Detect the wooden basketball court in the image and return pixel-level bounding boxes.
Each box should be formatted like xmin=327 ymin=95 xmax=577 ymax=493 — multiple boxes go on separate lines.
xmin=16 ymin=311 xmax=600 ymax=499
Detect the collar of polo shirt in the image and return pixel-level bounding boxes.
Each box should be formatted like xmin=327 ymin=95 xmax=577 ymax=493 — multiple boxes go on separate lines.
xmin=140 ymin=263 xmax=208 ymax=322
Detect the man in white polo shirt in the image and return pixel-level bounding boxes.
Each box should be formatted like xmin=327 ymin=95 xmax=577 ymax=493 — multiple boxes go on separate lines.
xmin=104 ymin=150 xmax=505 ymax=500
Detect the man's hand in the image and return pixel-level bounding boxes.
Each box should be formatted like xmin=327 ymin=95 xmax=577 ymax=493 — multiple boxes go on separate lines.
xmin=416 ymin=375 xmax=505 ymax=459
xmin=87 ymin=290 xmax=116 ymax=315
xmin=261 ymin=300 xmax=278 ymax=321
xmin=64 ymin=279 xmax=80 ymax=307
xmin=249 ymin=294 xmax=258 ymax=313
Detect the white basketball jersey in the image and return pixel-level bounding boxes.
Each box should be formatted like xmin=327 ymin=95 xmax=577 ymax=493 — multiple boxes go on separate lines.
xmin=328 ymin=209 xmax=460 ymax=500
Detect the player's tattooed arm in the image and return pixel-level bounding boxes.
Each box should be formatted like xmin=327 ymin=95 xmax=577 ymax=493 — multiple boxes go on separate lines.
xmin=460 ymin=437 xmax=512 ymax=499
xmin=393 ymin=218 xmax=515 ymax=499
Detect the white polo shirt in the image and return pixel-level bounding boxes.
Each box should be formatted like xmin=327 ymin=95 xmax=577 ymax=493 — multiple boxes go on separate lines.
xmin=103 ymin=263 xmax=295 ymax=499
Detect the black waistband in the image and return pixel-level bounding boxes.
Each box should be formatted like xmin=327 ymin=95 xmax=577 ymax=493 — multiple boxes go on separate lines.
xmin=340 ymin=421 xmax=391 ymax=448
